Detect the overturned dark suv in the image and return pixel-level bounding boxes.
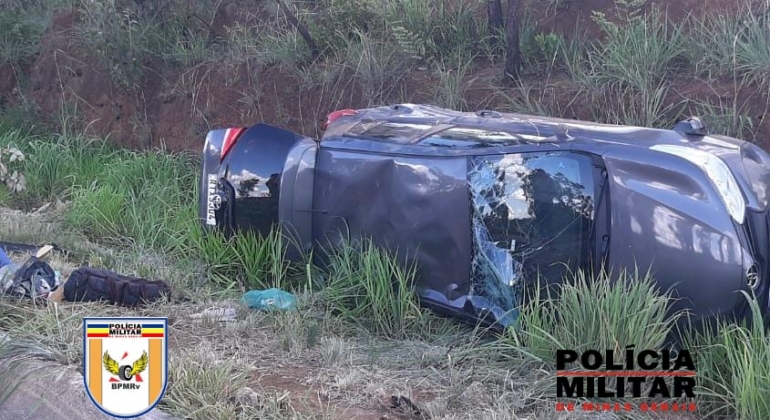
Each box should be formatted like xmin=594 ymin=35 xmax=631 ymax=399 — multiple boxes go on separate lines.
xmin=199 ymin=104 xmax=770 ymax=327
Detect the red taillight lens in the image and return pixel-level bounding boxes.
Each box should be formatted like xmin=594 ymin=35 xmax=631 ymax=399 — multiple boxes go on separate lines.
xmin=322 ymin=109 xmax=358 ymax=130
xmin=220 ymin=127 xmax=246 ymax=162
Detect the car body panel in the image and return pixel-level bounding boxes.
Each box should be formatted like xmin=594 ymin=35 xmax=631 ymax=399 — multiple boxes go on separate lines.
xmin=278 ymin=137 xmax=319 ymax=259
xmin=311 ymin=148 xmax=473 ymax=305
xmin=602 ymin=148 xmax=747 ymax=319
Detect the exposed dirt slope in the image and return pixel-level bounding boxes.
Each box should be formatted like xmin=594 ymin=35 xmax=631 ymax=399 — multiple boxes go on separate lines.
xmin=0 ymin=0 xmax=766 ymax=152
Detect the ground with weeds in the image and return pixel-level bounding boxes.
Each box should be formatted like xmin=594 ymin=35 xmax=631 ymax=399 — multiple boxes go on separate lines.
xmin=0 ymin=206 xmax=582 ymax=420
xmin=1 ymin=127 xmax=768 ymax=420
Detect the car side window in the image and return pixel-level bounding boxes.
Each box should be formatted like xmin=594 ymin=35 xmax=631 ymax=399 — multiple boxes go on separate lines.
xmin=468 ymin=151 xmax=596 ymax=317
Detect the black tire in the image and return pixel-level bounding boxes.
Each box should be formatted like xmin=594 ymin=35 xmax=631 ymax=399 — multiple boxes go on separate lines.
xmin=119 ymin=365 xmax=133 ymax=381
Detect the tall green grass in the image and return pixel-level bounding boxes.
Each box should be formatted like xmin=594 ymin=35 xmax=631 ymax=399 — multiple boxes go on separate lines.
xmin=688 ymin=3 xmax=770 ymax=88
xmin=584 ymin=10 xmax=687 ymax=91
xmin=0 ymin=125 xmax=302 ymax=292
xmin=504 ymin=269 xmax=683 ymax=365
xmin=683 ymin=292 xmax=770 ymax=420
xmin=321 ymin=238 xmax=424 ymax=338
xmin=187 ymin=225 xmax=297 ymax=291
xmin=0 ymin=130 xmax=200 ymax=252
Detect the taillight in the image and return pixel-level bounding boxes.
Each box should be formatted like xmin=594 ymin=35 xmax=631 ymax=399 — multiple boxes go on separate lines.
xmin=220 ymin=127 xmax=246 ymax=162
xmin=322 ymin=109 xmax=357 ymax=130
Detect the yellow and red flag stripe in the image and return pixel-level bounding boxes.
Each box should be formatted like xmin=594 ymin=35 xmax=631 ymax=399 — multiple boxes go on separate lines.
xmin=86 ymin=324 xmax=110 ymax=338
xmin=141 ymin=324 xmax=165 ymax=338
xmin=87 ymin=323 xmax=165 ymax=338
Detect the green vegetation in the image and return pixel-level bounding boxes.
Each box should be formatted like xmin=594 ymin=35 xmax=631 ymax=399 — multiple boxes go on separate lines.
xmin=0 ymin=2 xmax=52 ymax=73
xmin=1 ymin=0 xmax=770 ymax=419
xmin=0 ymin=333 xmax=22 ymax=409
xmin=505 ymin=269 xmax=682 ymax=365
xmin=2 ymin=118 xmax=770 ymax=419
xmin=684 ymin=293 xmax=770 ymax=420
xmin=0 ymin=0 xmax=767 ymax=141
xmin=321 ymin=238 xmax=425 ymax=339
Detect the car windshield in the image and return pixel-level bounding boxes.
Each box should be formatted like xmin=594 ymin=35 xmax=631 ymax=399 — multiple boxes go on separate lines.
xmin=468 ymin=151 xmax=596 ymax=318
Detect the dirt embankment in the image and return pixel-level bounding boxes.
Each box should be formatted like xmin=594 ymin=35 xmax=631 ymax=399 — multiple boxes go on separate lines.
xmin=0 ymin=0 xmax=767 ymax=152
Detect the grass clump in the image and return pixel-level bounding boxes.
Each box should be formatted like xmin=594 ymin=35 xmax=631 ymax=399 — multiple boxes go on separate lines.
xmin=161 ymin=349 xmax=250 ymax=420
xmin=689 ymin=3 xmax=770 ymax=88
xmin=584 ymin=9 xmax=686 ymax=91
xmin=0 ymin=334 xmax=23 ymax=409
xmin=322 ymin=238 xmax=424 ymax=339
xmin=188 ymin=226 xmax=296 ymax=291
xmin=505 ymin=269 xmax=683 ymax=365
xmin=683 ymin=291 xmax=770 ymax=420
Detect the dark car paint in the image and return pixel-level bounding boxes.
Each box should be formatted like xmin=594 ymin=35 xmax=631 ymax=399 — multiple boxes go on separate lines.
xmin=200 ymin=104 xmax=770 ymax=327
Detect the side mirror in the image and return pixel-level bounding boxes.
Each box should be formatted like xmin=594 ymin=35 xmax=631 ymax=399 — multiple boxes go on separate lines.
xmin=674 ymin=117 xmax=709 ymax=136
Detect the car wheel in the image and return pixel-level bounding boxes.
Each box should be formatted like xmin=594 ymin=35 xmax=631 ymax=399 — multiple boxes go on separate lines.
xmin=119 ymin=365 xmax=133 ymax=381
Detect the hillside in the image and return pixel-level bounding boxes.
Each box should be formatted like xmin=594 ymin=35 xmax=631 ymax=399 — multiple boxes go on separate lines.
xmin=1 ymin=0 xmax=769 ymax=151
xmin=3 ymin=2 xmax=770 ymax=419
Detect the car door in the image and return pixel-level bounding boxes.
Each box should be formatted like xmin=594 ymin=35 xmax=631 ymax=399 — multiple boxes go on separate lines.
xmin=467 ymin=150 xmax=601 ymax=317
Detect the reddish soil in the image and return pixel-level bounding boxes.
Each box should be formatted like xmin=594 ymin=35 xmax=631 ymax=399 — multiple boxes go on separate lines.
xmin=252 ymin=365 xmax=427 ymax=419
xmin=1 ymin=0 xmax=768 ymax=152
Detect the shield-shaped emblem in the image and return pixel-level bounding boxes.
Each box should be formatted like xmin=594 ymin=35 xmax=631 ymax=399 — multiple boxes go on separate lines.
xmin=83 ymin=317 xmax=169 ymax=418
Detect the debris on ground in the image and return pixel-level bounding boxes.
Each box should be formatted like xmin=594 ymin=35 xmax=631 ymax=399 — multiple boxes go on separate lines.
xmin=1 ymin=243 xmax=172 ymax=307
xmin=234 ymin=387 xmax=265 ymax=408
xmin=243 ymin=288 xmax=297 ymax=311
xmin=389 ymin=395 xmax=426 ymax=419
xmin=1 ymin=244 xmax=62 ymax=301
xmin=190 ymin=307 xmax=238 ymax=322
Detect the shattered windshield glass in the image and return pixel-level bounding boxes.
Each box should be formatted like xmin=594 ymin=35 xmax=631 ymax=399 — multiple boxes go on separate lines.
xmin=468 ymin=152 xmax=596 ymax=326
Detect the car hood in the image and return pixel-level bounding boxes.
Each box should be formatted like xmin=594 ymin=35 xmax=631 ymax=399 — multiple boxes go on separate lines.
xmin=598 ymin=134 xmax=770 ymax=320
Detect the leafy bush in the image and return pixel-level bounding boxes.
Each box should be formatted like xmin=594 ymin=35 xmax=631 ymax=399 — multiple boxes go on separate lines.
xmin=0 ymin=142 xmax=26 ymax=195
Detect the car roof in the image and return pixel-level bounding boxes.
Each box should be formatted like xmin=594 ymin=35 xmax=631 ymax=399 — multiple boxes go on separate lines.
xmin=321 ymin=103 xmax=746 ymax=151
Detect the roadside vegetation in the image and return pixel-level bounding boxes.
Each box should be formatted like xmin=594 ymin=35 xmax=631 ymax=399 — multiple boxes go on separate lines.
xmin=1 ymin=0 xmax=769 ymax=142
xmin=0 ymin=0 xmax=770 ymax=419
xmin=1 ymin=122 xmax=769 ymax=419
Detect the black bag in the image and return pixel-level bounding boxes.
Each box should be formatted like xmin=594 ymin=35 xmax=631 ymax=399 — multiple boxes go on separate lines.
xmin=63 ymin=267 xmax=171 ymax=307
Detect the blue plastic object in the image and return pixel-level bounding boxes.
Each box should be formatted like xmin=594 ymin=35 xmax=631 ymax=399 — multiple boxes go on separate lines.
xmin=0 ymin=248 xmax=11 ymax=269
xmin=242 ymin=288 xmax=297 ymax=311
